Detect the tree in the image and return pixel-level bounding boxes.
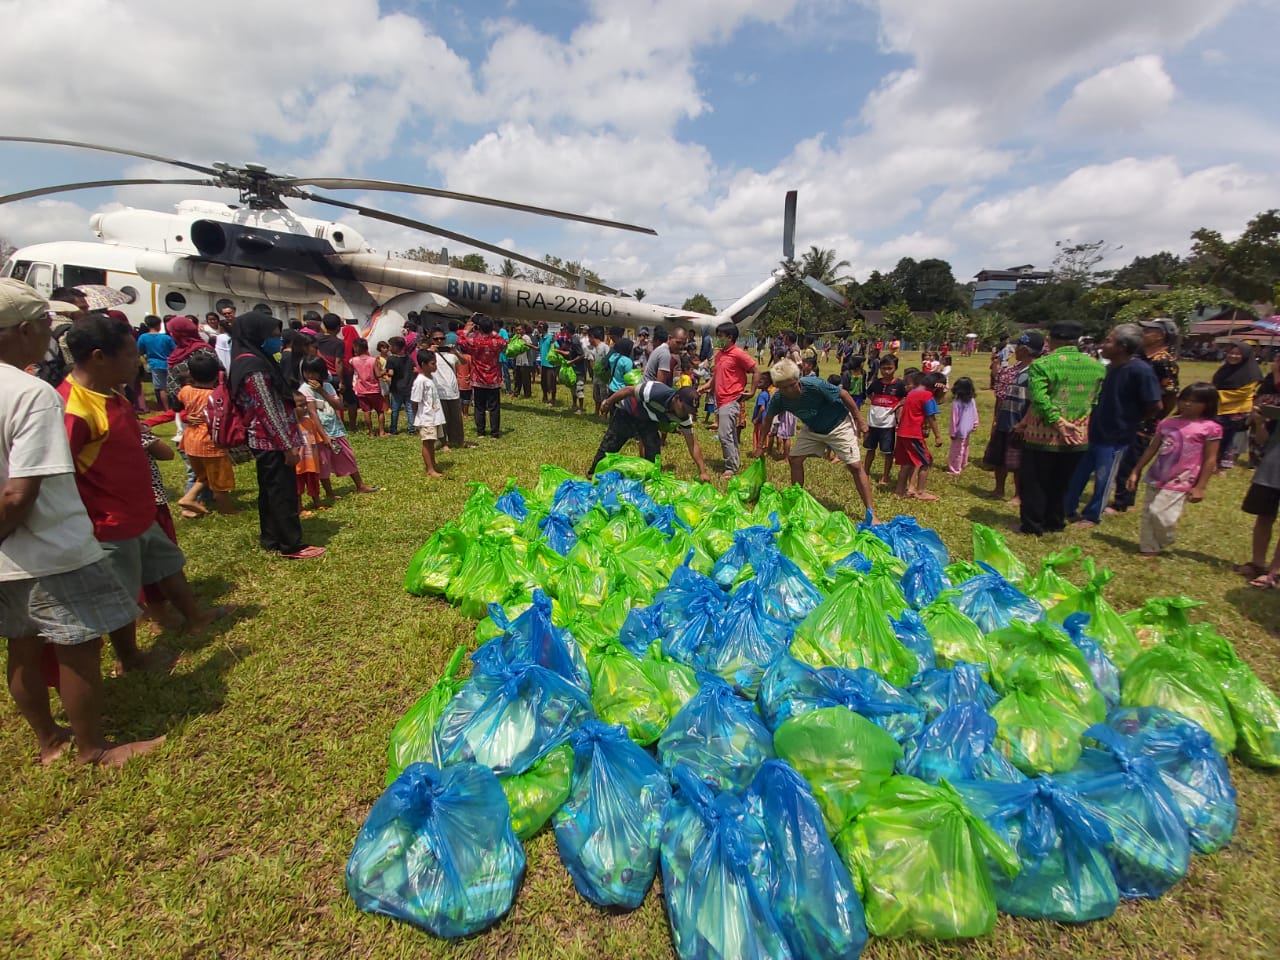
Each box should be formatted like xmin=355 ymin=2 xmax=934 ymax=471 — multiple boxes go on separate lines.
xmin=1182 ymin=209 xmax=1280 ymax=302
xmin=1088 ymin=284 xmax=1248 ymax=331
xmin=853 ymin=270 xmax=897 ymax=309
xmin=800 ymin=246 xmax=850 ymax=285
xmin=889 ymin=257 xmax=962 ymax=311
xmin=1108 ymin=251 xmax=1183 ymax=289
xmin=499 ymin=258 xmax=521 ymax=279
xmin=987 ymin=281 xmax=1110 ymax=336
xmin=399 ymin=245 xmax=443 ymax=263
xmin=1052 ymin=239 xmax=1120 ymax=287
xmin=633 ymin=288 xmax=646 ymax=301
xmin=0 ymin=235 xmax=16 ymax=263
xmin=523 ymin=255 xmax=609 ymax=292
xmin=450 ymin=253 xmax=488 ymax=274
xmin=681 ymin=293 xmax=716 ymax=315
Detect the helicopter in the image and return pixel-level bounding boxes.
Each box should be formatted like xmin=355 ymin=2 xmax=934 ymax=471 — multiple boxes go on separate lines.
xmin=0 ymin=137 xmax=848 ymax=346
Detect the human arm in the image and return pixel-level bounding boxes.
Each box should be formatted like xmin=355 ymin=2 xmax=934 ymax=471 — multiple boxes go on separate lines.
xmin=679 ymin=427 xmax=713 ymax=483
xmin=304 ymin=397 xmax=331 ymax=445
xmin=143 ymin=434 xmax=175 ymax=461
xmin=839 ymin=389 xmax=868 ymax=434
xmin=0 ymin=476 xmax=42 ymax=544
xmin=1189 ymin=438 xmax=1220 ymax=502
xmin=600 ymin=385 xmax=637 ymax=413
xmin=1125 ymin=433 xmax=1163 ymax=490
xmin=244 ymin=372 xmax=303 ymax=459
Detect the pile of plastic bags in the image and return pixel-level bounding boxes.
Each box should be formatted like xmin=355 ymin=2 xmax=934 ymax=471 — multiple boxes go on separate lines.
xmin=347 ymin=462 xmax=1280 ymax=955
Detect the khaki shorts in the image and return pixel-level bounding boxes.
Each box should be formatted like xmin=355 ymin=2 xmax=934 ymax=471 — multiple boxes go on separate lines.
xmin=189 ymin=454 xmax=235 ymax=493
xmin=790 ymin=417 xmax=862 ymax=465
xmin=419 ymin=424 xmax=440 ymax=441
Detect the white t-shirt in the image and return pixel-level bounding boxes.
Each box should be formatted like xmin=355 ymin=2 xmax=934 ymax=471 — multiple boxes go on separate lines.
xmin=215 ymin=332 xmax=233 ymax=371
xmin=431 ymin=351 xmax=460 ymax=400
xmin=0 ymin=363 xmax=104 ymax=581
xmin=411 ymin=374 xmax=445 ymax=427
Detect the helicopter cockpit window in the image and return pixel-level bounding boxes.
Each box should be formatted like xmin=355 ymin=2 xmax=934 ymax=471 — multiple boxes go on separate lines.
xmin=63 ymin=264 xmax=107 ymax=287
xmin=7 ymin=259 xmax=30 ymax=281
xmin=118 ymin=285 xmax=139 ymax=304
xmin=164 ymin=291 xmax=187 ymax=312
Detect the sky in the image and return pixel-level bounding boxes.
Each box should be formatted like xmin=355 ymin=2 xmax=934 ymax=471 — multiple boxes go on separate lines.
xmin=1 ymin=0 xmax=1278 ymax=310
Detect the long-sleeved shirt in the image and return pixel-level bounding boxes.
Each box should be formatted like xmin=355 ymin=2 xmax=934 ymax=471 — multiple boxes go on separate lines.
xmin=1022 ymin=346 xmax=1105 ymax=452
xmin=234 ymin=372 xmax=302 ymax=452
xmin=455 ymin=332 xmax=505 ymax=388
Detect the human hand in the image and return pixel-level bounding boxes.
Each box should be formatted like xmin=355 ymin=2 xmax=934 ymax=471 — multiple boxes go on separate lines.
xmin=1125 ymin=472 xmax=1138 ymax=492
xmin=285 ymin=448 xmax=301 ymax=466
xmin=699 ymin=470 xmax=712 ymax=483
xmin=1189 ymin=486 xmax=1206 ymax=503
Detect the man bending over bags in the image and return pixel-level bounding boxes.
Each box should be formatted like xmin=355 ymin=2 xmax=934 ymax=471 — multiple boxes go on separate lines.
xmin=589 ymin=381 xmax=713 ymax=483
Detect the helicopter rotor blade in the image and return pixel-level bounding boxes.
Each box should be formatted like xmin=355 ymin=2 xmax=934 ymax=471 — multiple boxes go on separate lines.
xmin=802 ymin=274 xmax=848 ymax=308
xmin=283 ymin=177 xmax=657 ymax=235
xmin=0 ymin=136 xmax=223 ymax=177
xmin=782 ymin=190 xmax=797 ymax=262
xmin=0 ymin=178 xmax=218 ymax=206
xmin=302 ymin=191 xmax=621 ymax=294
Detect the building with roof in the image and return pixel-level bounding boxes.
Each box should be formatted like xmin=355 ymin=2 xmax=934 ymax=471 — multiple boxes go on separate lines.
xmin=972 ymin=265 xmax=1053 ymax=309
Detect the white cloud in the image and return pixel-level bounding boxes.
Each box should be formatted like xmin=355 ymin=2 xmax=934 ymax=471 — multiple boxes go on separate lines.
xmin=1058 ymin=56 xmax=1176 ymax=133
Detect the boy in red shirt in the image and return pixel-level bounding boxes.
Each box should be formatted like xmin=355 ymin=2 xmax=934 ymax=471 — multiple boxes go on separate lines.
xmin=894 ymin=371 xmax=944 ymax=501
xmin=862 ymin=354 xmax=907 ymax=486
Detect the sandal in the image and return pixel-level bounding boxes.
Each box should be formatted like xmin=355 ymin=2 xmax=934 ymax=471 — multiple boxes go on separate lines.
xmin=1248 ymin=573 xmax=1279 ymax=590
xmin=281 ymin=545 xmax=326 ymax=560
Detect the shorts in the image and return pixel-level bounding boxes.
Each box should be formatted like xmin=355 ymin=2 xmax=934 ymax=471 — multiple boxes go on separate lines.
xmin=1243 ymin=482 xmax=1280 ymax=518
xmin=864 ymin=425 xmax=896 ymax=454
xmin=356 ymin=394 xmax=386 ymax=413
xmin=575 ymin=380 xmax=586 ymax=400
xmin=791 ymin=419 xmax=862 ymax=465
xmin=150 ymin=368 xmax=169 ymax=392
xmin=593 ymin=380 xmax=609 ymax=405
xmin=189 ymin=454 xmax=235 ymax=493
xmin=459 ymin=389 xmax=473 ymax=404
xmin=98 ymin=521 xmax=188 ymax=597
xmin=0 ymin=558 xmax=140 ymax=645
xmin=894 ymin=435 xmax=932 ymax=468
xmin=419 ymin=424 xmax=440 ymax=441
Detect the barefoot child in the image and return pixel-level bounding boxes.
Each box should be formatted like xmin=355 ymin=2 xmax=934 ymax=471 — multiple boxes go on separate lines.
xmin=947 ymin=376 xmax=979 ymax=475
xmin=863 ymin=354 xmax=906 ymax=486
xmin=895 ymin=372 xmax=944 ymax=501
xmin=299 ymin=358 xmax=378 ymax=496
xmin=412 ymin=349 xmax=445 ymax=478
xmin=293 ymin=391 xmax=328 ymax=518
xmin=175 ymin=352 xmax=238 ymax=516
xmin=349 ymin=339 xmax=387 ymax=437
xmin=1127 ymin=382 xmax=1222 ymax=558
xmin=751 ymin=371 xmax=773 ymax=457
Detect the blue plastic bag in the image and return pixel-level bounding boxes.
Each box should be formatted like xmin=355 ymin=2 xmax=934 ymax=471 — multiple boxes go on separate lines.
xmin=712 ymin=523 xmax=779 ymax=588
xmin=618 ymin=604 xmax=662 ymax=658
xmin=653 ymin=564 xmax=725 ymax=632
xmin=1057 ymin=725 xmax=1191 ymax=899
xmin=754 ymin=546 xmax=826 ymax=623
xmin=494 ymin=484 xmax=528 ymax=521
xmin=346 ymin=762 xmax=526 ymax=938
xmin=745 ymin=761 xmax=868 ymax=960
xmin=757 ymin=655 xmax=923 ymax=741
xmin=1100 ymin=707 xmax=1237 ymax=854
xmin=757 ymin=654 xmax=827 ymax=731
xmin=824 ymin=549 xmax=872 ymax=580
xmin=477 ymin=591 xmax=590 ymax=690
xmin=661 ymin=592 xmax=722 ymax=667
xmin=658 ymin=673 xmax=775 ymax=793
xmin=954 ymin=775 xmax=1119 ymax=923
xmin=891 ymin=609 xmax=937 ymax=676
xmin=861 ymin=514 xmax=950 ymax=566
xmin=697 ymin=581 xmax=791 ymax=697
xmin=901 ymin=555 xmax=950 ymax=610
xmin=538 ymin=514 xmax=579 ymax=557
xmin=432 ymin=646 xmax=594 ymax=776
xmin=1062 ymin=613 xmax=1121 ymax=711
xmin=550 ymin=478 xmax=598 ymax=523
xmin=553 ymin=722 xmax=672 ymax=909
xmin=660 ymin=767 xmax=793 ymax=960
xmin=899 ymin=702 xmax=1025 ymax=784
xmin=954 ymin=566 xmax=1045 ymax=634
xmin=909 ymin=664 xmax=1000 ymax=721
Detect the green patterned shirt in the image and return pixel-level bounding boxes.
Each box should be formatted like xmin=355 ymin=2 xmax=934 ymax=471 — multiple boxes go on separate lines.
xmin=1022 ymin=346 xmax=1106 ymax=451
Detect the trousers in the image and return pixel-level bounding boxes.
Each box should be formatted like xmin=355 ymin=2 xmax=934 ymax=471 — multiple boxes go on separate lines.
xmin=473 ymin=386 xmax=501 ymax=437
xmin=1139 ymin=485 xmax=1187 ymax=553
xmin=1019 ymin=447 xmax=1084 ymax=535
xmin=254 ymin=450 xmax=304 ymax=554
xmin=717 ymin=400 xmax=742 ymax=474
xmin=1064 ymin=442 xmax=1127 ymax=523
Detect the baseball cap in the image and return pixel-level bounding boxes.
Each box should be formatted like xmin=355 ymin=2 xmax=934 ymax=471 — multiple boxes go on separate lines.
xmin=1017 ymin=330 xmax=1046 ymax=352
xmin=1049 ymin=321 xmax=1084 ymax=341
xmin=0 ymin=278 xmax=62 ymax=330
xmin=1139 ymin=318 xmax=1178 ymax=339
xmin=675 ymin=386 xmax=700 ymax=410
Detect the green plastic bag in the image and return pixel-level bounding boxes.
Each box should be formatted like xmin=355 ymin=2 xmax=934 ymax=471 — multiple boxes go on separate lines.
xmin=639 ymin=648 xmax=700 ymax=718
xmin=446 ymin=533 xmax=539 ymax=620
xmin=623 ymin=368 xmax=643 ymax=386
xmin=920 ymin=591 xmax=997 ymax=672
xmin=944 ymin=559 xmax=985 ymax=583
xmin=1122 ymin=596 xmax=1205 ymax=649
xmin=725 ymin=456 xmax=765 ymax=503
xmin=644 ymin=471 xmax=693 ymax=505
xmin=500 ymin=743 xmax=572 ymax=840
xmin=972 ymin=522 xmax=1028 ymax=584
xmin=557 ymin=363 xmax=577 ymax=388
xmin=598 ymin=503 xmax=649 ymax=547
xmin=776 ymin=519 xmax=832 ymax=586
xmin=475 ymin=592 xmax=534 ymax=643
xmin=532 ymin=463 xmax=576 ymax=504
xmin=666 ymin=527 xmax=716 ymax=576
xmin=860 ymin=561 xmax=910 ymax=619
xmin=778 ymin=483 xmax=831 ymax=527
xmin=672 ymin=481 xmax=722 ymax=528
xmin=791 ymin=571 xmax=918 ymax=687
xmin=1024 ymin=547 xmax=1082 ymax=608
xmin=403 ymin=524 xmax=468 ymax=597
xmin=774 ymin=706 xmax=904 ymax=834
xmin=504 ymin=336 xmax=529 ymax=358
xmin=1048 ymin=562 xmax=1142 ymax=668
xmin=586 ymin=641 xmax=670 ymax=745
xmin=385 ymin=646 xmax=469 ymax=785
xmin=1168 ymin=627 xmax=1280 ymax=767
xmin=819 ymin=510 xmax=859 ymax=556
xmin=593 ymin=452 xmax=659 ymax=480
xmin=456 ymin=483 xmax=516 ymax=538
xmin=988 ymin=620 xmax=1105 ymax=724
xmin=991 ymin=687 xmax=1090 ymax=774
xmin=837 ymin=776 xmax=1020 ymax=940
xmin=847 ymin=530 xmax=903 ymax=570
xmin=546 ymin=558 xmax=610 ymax=621
xmin=1121 ymin=644 xmax=1237 ymax=755
xmin=750 ymin=482 xmax=785 ymax=525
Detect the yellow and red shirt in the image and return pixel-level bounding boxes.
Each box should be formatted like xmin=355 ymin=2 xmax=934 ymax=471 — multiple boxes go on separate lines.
xmin=57 ymin=378 xmax=155 ymax=542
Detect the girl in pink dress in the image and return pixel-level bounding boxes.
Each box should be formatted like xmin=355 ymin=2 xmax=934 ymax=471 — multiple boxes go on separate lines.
xmin=947 ymin=377 xmax=979 ymax=474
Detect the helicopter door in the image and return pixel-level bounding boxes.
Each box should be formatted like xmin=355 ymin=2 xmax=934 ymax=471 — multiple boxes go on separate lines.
xmin=25 ymin=262 xmax=55 ymax=297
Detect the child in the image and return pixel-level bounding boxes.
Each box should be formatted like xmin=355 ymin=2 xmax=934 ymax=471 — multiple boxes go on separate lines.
xmin=1127 ymin=382 xmax=1222 ymax=559
xmin=456 ymin=345 xmax=473 ymax=416
xmin=676 ymin=353 xmax=695 ymax=390
xmin=175 ymin=352 xmax=239 ymax=516
xmin=895 ymin=372 xmax=944 ymax=501
xmin=751 ymin=371 xmax=773 ymax=457
xmin=696 ymin=358 xmax=715 ymax=425
xmin=842 ymin=356 xmax=866 ymax=407
xmin=300 ymin=357 xmax=378 ymax=495
xmin=384 ymin=336 xmax=415 ymax=435
xmin=293 ymin=391 xmax=329 ymax=518
xmin=412 ymin=349 xmax=445 ymax=478
xmin=349 ymin=338 xmax=387 ymax=437
xmin=948 ymin=377 xmax=979 ymax=475
xmin=863 ymin=354 xmax=907 ymax=486
xmin=375 ymin=340 xmax=391 ymax=403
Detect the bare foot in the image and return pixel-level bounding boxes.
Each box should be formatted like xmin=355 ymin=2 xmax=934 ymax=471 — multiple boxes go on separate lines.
xmin=913 ymin=492 xmax=940 ymax=502
xmin=355 ymin=485 xmax=381 ymax=493
xmin=1137 ymin=552 xmax=1160 ymax=560
xmin=1008 ymin=497 xmax=1021 ymax=507
xmin=177 ymin=500 xmax=209 ymax=516
xmin=39 ymin=726 xmax=73 ymax=766
xmin=185 ymin=604 xmax=239 ymax=633
xmin=179 ymin=509 xmax=204 ymax=520
xmin=1073 ymin=519 xmax=1098 ymax=528
xmin=300 ymin=509 xmax=316 ymax=520
xmin=426 ymin=471 xmax=444 ymax=478
xmin=79 ymin=736 xmax=167 ymax=768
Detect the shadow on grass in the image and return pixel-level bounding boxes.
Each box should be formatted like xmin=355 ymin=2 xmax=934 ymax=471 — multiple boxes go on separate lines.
xmin=298 ymin=517 xmax=343 ymax=547
xmin=1090 ymin=530 xmax=1235 ymax=570
xmin=965 ymin=503 xmax=1018 ymax=529
xmin=106 ymin=642 xmax=250 ymax=740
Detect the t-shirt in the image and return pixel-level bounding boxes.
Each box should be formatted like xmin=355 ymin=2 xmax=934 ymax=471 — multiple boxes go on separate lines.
xmin=539 ymin=333 xmax=555 ymax=367
xmin=1089 ymin=359 xmax=1162 ymax=446
xmin=411 ymin=374 xmax=445 ymax=428
xmin=866 ymin=377 xmax=908 ymax=429
xmin=1146 ymin=417 xmax=1223 ymax=491
xmin=456 ymin=332 xmax=506 ymax=388
xmin=340 ymin=324 xmax=359 ymax=360
xmin=562 ymin=336 xmax=587 ymax=379
xmin=431 ymin=351 xmax=460 ymax=400
xmin=137 ymin=332 xmax=176 ymax=371
xmin=766 ymin=376 xmax=848 ymax=434
xmin=0 ymin=364 xmax=104 ymax=580
xmin=316 ymin=335 xmax=344 ymax=376
xmin=57 ymin=378 xmax=156 ymax=542
xmin=712 ymin=345 xmax=757 ymax=406
xmin=350 ymin=355 xmax=380 ymax=396
xmin=622 ymin=380 xmax=693 ymax=428
xmin=606 ymin=351 xmax=634 ymax=392
xmin=643 ymin=343 xmax=675 ymax=383
xmin=586 ymin=341 xmax=609 ymax=376
xmin=897 ymin=387 xmax=939 ymax=440
xmin=386 ymin=354 xmax=415 ymax=400
xmin=300 ymin=381 xmax=347 ymax=439
xmin=215 ymin=332 xmax=232 ymax=371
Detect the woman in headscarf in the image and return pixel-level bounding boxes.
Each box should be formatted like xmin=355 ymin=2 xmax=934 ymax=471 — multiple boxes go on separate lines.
xmin=167 ymin=315 xmax=212 ymax=369
xmin=605 ymin=337 xmax=635 ymax=394
xmin=1213 ymin=341 xmax=1263 ymax=471
xmin=229 ymin=313 xmax=325 ymax=559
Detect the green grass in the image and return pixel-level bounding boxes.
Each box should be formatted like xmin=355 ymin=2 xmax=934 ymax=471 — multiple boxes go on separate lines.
xmin=2 ymin=356 xmax=1278 ymax=960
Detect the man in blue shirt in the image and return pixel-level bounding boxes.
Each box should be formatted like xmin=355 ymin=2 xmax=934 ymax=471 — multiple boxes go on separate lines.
xmin=1064 ymin=323 xmax=1161 ymax=527
xmin=537 ymin=321 xmax=559 ymax=406
xmin=760 ymin=358 xmax=876 ymax=520
xmin=135 ymin=315 xmax=175 ymax=411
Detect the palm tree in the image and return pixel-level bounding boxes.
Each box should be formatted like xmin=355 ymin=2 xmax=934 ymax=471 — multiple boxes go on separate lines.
xmin=799 ymin=246 xmax=850 ymax=285
xmin=633 ymin=288 xmax=647 ymax=301
xmin=499 ymin=258 xmax=521 ymax=279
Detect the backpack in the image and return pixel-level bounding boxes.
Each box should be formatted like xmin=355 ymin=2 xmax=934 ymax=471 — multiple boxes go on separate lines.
xmin=206 ymin=367 xmax=251 ymax=461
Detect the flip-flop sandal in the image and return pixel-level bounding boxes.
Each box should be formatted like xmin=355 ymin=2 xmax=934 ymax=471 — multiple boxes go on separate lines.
xmin=281 ymin=545 xmax=326 ymax=560
xmin=1248 ymin=573 xmax=1279 ymax=590
xmin=357 ymin=486 xmax=382 ymax=494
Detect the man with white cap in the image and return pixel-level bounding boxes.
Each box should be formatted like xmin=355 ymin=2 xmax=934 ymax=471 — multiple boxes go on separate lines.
xmin=0 ymin=279 xmax=164 ymax=767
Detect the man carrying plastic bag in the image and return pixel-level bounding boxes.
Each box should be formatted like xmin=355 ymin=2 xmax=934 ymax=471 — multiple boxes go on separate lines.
xmin=588 ymin=380 xmax=712 ymax=481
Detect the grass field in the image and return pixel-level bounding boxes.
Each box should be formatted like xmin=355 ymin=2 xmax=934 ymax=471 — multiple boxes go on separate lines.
xmin=2 ymin=355 xmax=1278 ymax=960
